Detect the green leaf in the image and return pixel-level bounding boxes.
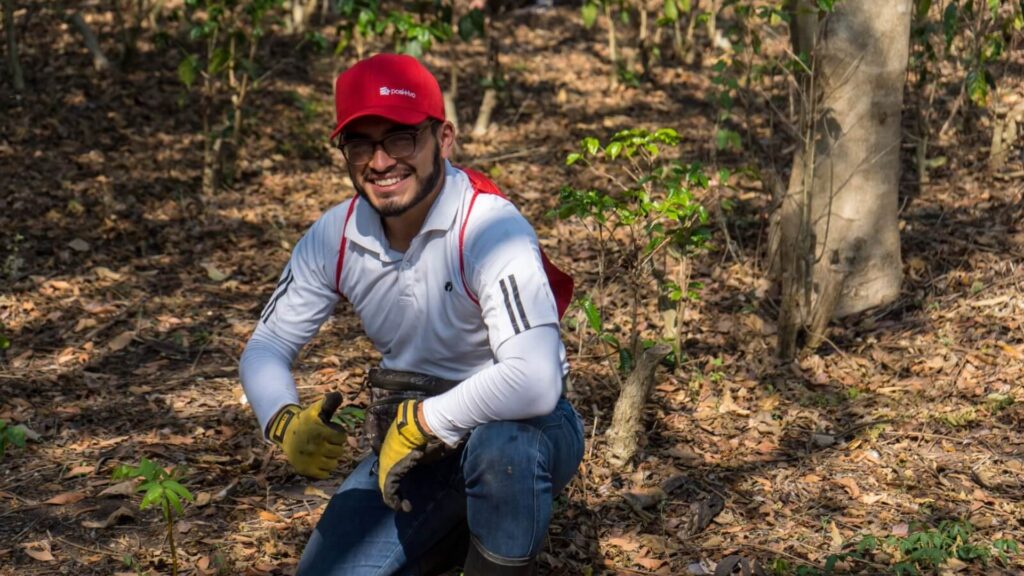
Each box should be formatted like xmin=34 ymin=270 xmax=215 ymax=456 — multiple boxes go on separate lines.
xmin=715 ymin=128 xmax=742 ymax=151
xmin=458 ymin=9 xmax=485 ymax=41
xmin=566 ymin=152 xmax=583 ymax=166
xmin=177 ymin=54 xmax=198 ymax=89
xmin=209 ymin=46 xmax=231 ymax=75
xmin=663 ymin=0 xmax=679 ymax=22
xmin=580 ymin=297 xmax=603 ymax=333
xmin=581 ymin=2 xmax=599 ymax=28
xmin=605 ymin=141 xmax=623 ymax=160
xmin=915 ymin=0 xmax=932 ymax=19
xmin=943 ymin=3 xmax=959 ymax=48
xmin=967 ymin=68 xmax=990 ymax=107
xmin=164 ymin=486 xmax=183 ymax=515
xmin=140 ymin=484 xmax=164 ymax=511
xmin=164 ymin=480 xmax=194 ymax=503
xmin=583 ymin=137 xmax=600 ymax=156
xmin=816 ymin=0 xmax=836 ymax=12
xmin=600 ymin=332 xmax=619 ymax=348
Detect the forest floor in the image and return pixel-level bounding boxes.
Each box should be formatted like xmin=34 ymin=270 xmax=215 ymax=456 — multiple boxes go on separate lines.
xmin=1 ymin=3 xmax=1023 ymax=576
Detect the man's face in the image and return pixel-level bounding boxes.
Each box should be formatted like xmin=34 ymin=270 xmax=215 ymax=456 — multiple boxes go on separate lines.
xmin=340 ymin=116 xmax=454 ymax=218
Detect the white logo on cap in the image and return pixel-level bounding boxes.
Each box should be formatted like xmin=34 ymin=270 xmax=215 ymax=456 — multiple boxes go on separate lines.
xmin=379 ymin=86 xmax=416 ymax=99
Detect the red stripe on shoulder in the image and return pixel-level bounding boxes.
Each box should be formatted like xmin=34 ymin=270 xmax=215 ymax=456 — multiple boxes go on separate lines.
xmin=334 ymin=197 xmax=359 ymax=295
xmin=454 ymin=166 xmax=574 ymax=319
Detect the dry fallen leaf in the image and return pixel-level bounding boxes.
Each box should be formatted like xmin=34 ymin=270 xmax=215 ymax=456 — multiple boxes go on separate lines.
xmin=66 ymin=465 xmax=94 ymax=477
xmin=834 ymin=477 xmax=861 ymax=499
xmin=258 ymin=509 xmax=284 ymax=523
xmin=860 ymin=493 xmax=885 ymax=504
xmin=22 ymin=541 xmax=55 ymax=562
xmin=107 ymin=330 xmax=135 ymax=352
xmin=92 ymin=266 xmax=122 ymax=280
xmin=605 ymin=533 xmax=643 ymax=553
xmin=81 ymin=506 xmax=135 ymax=529
xmin=99 ymin=479 xmax=139 ymax=497
xmin=303 ymin=485 xmax=330 ymax=499
xmin=829 ymin=521 xmax=844 ymax=551
xmin=68 ymin=238 xmax=90 ymax=252
xmin=194 ymin=491 xmax=212 ymax=507
xmin=635 ymin=556 xmax=666 ymax=571
xmin=43 ymin=491 xmax=88 ymax=506
xmin=202 ymin=262 xmax=231 ymax=282
xmin=717 ymin=389 xmax=750 ymax=416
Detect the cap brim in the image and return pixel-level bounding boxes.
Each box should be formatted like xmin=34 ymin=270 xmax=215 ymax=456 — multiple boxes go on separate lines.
xmin=329 ymin=107 xmax=432 ymax=140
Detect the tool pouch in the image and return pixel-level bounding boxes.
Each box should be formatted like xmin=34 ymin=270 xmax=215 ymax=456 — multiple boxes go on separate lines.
xmin=365 ymin=368 xmax=460 ymax=462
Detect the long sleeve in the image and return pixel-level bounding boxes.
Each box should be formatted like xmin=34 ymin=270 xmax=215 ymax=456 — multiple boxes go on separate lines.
xmin=238 ymin=204 xmax=346 ymax=435
xmin=421 ymin=324 xmax=564 ymax=446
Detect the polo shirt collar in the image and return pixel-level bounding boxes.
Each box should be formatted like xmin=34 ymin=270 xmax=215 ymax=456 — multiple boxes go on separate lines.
xmin=419 ymin=161 xmax=462 ymax=234
xmin=344 ymin=160 xmax=463 ymax=258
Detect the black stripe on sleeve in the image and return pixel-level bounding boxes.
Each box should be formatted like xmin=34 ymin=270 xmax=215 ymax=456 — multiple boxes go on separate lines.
xmin=508 ymin=274 xmax=531 ymax=330
xmin=499 ymin=278 xmax=521 ymax=334
xmin=261 ymin=268 xmax=294 ymax=324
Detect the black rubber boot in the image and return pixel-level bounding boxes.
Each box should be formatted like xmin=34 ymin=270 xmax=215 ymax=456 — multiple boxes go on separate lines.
xmin=462 ymin=537 xmax=538 ymax=576
xmin=417 ymin=521 xmax=471 ymax=576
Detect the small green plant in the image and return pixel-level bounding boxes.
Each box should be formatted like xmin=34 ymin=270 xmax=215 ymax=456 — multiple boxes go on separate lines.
xmin=177 ymin=0 xmax=286 ymax=193
xmin=113 ymin=458 xmax=194 ymax=576
xmin=987 ymin=393 xmax=1015 ymax=413
xmin=335 ymin=0 xmax=454 ymax=59
xmin=776 ymin=521 xmax=1020 ymax=575
xmin=0 ymin=419 xmax=27 ymax=460
xmin=0 ymin=321 xmax=11 ymax=353
xmin=934 ymin=406 xmax=978 ymax=428
xmin=331 ymin=405 xmax=366 ymax=430
xmin=559 ymin=128 xmax=711 ymax=374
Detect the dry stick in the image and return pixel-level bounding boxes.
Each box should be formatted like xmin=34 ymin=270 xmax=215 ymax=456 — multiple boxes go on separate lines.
xmin=605 ymin=0 xmax=617 ymax=89
xmin=69 ymin=11 xmax=112 ymax=72
xmin=3 ymin=0 xmax=25 ymax=91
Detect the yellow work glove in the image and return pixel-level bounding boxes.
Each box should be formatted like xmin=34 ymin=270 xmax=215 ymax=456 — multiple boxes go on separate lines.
xmin=378 ymin=399 xmax=431 ymax=512
xmin=267 ymin=392 xmax=347 ymax=479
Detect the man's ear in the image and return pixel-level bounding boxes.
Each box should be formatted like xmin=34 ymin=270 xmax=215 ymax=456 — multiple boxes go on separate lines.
xmin=438 ymin=121 xmax=457 ymax=160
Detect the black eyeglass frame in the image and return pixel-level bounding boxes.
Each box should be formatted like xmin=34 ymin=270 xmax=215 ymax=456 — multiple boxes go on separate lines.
xmin=336 ymin=122 xmax=435 ymax=165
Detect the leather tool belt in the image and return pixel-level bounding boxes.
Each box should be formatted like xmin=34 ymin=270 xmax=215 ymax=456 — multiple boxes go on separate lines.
xmin=364 ymin=368 xmax=460 ymax=462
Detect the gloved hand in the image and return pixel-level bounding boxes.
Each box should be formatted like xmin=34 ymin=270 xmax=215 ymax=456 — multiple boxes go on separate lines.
xmin=267 ymin=392 xmax=347 ymax=479
xmin=378 ymin=399 xmax=432 ymax=512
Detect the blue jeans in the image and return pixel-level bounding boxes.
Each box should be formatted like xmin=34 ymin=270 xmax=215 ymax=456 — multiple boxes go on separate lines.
xmin=297 ymin=397 xmax=584 ymax=576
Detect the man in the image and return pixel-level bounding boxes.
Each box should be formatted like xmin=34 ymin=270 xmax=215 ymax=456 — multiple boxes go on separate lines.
xmin=239 ymin=53 xmax=584 ymax=575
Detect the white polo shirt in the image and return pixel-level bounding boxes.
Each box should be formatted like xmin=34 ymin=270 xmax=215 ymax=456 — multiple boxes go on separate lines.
xmin=240 ymin=162 xmax=568 ymax=445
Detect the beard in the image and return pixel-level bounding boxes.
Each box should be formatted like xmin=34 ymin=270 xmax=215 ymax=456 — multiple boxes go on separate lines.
xmin=351 ymin=142 xmax=444 ymax=218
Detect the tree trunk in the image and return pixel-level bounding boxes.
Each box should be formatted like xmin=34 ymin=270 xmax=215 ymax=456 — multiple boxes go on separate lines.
xmin=70 ymin=11 xmax=112 ymax=72
xmin=2 ymin=0 xmax=24 ymax=92
xmin=772 ymin=0 xmax=910 ymax=358
xmin=473 ymin=27 xmax=500 ymax=136
xmin=606 ymin=344 xmax=672 ymax=468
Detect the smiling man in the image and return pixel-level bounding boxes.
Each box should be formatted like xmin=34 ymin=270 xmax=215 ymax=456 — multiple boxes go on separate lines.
xmin=239 ymin=53 xmax=584 ymax=575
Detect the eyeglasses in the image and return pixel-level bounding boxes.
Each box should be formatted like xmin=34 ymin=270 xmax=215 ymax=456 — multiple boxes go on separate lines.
xmin=337 ymin=123 xmax=431 ymax=165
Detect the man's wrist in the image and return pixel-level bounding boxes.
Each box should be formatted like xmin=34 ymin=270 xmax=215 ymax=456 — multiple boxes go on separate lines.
xmin=415 ymin=400 xmax=434 ymax=437
xmin=267 ymin=404 xmax=300 ymax=444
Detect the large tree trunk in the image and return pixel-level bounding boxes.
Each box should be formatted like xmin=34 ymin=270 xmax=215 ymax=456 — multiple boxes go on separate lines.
xmin=773 ymin=0 xmax=910 ymax=357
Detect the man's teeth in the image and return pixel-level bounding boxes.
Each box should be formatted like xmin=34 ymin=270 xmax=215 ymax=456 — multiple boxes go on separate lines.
xmin=373 ymin=176 xmax=405 ymax=186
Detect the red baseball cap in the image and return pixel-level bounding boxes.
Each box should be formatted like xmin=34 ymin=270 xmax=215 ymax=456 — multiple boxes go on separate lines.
xmin=331 ymin=53 xmax=445 ymax=140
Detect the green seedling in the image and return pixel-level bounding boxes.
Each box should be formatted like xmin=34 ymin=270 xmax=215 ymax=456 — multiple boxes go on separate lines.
xmin=113 ymin=458 xmax=194 ymax=576
xmin=774 ymin=520 xmax=1020 ymax=575
xmin=0 ymin=419 xmax=26 ymax=460
xmin=560 ymin=128 xmax=711 ymax=371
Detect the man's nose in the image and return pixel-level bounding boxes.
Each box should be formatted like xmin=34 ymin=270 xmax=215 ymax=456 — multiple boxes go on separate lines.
xmin=367 ymin=144 xmax=397 ymax=170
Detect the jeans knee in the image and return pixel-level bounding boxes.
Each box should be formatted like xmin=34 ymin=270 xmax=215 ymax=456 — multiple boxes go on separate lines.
xmin=463 ymin=421 xmax=551 ymax=490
